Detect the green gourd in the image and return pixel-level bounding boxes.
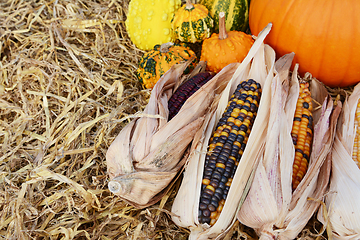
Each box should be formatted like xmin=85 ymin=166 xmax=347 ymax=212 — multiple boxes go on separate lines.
xmin=199 ymin=0 xmax=249 ymax=33
xmin=136 ymin=42 xmax=198 ymax=89
xmin=172 ymin=0 xmax=214 ymax=43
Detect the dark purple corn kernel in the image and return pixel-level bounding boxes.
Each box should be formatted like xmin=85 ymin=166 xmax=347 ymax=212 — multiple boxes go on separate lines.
xmin=198 ymin=79 xmax=262 ymax=226
xmin=168 ymin=72 xmax=214 ymax=120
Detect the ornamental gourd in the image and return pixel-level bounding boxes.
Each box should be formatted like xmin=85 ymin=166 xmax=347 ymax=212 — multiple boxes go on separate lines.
xmin=200 ymin=12 xmax=254 ymax=73
xmin=137 ymin=42 xmax=198 ymax=89
xmin=172 ymin=0 xmax=214 ymax=43
xmin=249 ymin=0 xmax=360 ymax=87
xmin=199 ymin=0 xmax=249 ymax=33
xmin=125 ymin=0 xmax=181 ymax=51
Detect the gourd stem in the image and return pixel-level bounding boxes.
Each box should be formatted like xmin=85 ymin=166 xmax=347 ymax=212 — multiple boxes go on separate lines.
xmin=160 ymin=42 xmax=174 ymax=53
xmin=185 ymin=0 xmax=194 ymax=10
xmin=218 ymin=12 xmax=228 ymax=40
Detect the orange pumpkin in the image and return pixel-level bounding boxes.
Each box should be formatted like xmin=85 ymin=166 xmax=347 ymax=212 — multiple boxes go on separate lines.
xmin=249 ymin=0 xmax=360 ymax=87
xmin=200 ymin=12 xmax=254 ymax=73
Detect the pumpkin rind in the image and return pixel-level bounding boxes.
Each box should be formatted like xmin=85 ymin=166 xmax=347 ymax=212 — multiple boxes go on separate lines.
xmin=137 ymin=43 xmax=198 ymax=89
xmin=200 ymin=12 xmax=254 ymax=73
xmin=125 ymin=0 xmax=181 ymax=51
xmin=249 ymin=0 xmax=360 ymax=87
xmin=199 ymin=0 xmax=249 ymax=33
xmin=172 ymin=2 xmax=214 ymax=43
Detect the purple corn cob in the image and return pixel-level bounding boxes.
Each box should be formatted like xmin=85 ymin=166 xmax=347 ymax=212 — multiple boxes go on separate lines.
xmin=168 ymin=72 xmax=214 ymax=120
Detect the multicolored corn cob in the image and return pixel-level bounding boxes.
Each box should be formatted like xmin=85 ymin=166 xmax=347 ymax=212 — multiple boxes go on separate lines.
xmin=168 ymin=72 xmax=214 ymax=120
xmin=291 ymin=81 xmax=313 ymax=190
xmin=198 ymin=79 xmax=262 ymax=226
xmin=352 ymin=100 xmax=360 ymax=168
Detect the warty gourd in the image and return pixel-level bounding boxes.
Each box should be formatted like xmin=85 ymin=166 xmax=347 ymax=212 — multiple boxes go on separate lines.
xmin=125 ymin=0 xmax=181 ymax=50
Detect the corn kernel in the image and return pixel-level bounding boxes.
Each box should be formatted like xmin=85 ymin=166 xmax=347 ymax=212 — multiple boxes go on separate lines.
xmin=199 ymin=79 xmax=262 ymax=225
xmin=291 ymin=80 xmax=313 ymax=191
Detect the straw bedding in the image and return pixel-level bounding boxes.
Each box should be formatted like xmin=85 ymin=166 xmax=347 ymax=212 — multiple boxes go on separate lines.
xmin=0 ymin=0 xmax=328 ymax=239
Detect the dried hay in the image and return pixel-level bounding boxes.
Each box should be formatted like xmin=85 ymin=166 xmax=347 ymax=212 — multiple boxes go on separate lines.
xmin=0 ymin=0 xmax=328 ymax=239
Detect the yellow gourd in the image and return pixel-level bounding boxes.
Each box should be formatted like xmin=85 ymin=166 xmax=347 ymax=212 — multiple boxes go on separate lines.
xmin=125 ymin=0 xmax=182 ymax=51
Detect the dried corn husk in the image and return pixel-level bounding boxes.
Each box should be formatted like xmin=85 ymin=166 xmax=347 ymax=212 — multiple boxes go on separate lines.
xmin=317 ymin=83 xmax=360 ymax=239
xmin=106 ymin=57 xmax=240 ymax=208
xmin=171 ymin=23 xmax=277 ymax=240
xmin=237 ymin=62 xmax=341 ymax=239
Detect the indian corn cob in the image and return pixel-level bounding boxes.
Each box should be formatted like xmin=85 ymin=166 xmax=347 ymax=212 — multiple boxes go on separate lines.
xmin=352 ymin=100 xmax=360 ymax=168
xmin=198 ymin=79 xmax=262 ymax=226
xmin=291 ymin=81 xmax=313 ymax=190
xmin=168 ymin=72 xmax=214 ymax=120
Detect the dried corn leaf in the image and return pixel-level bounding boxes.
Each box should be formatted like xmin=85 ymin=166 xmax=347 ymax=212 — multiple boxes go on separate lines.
xmin=237 ymin=62 xmax=341 ymax=240
xmin=171 ymin=23 xmax=276 ymax=240
xmin=317 ymin=82 xmax=360 ymax=239
xmin=106 ymin=59 xmax=239 ymax=209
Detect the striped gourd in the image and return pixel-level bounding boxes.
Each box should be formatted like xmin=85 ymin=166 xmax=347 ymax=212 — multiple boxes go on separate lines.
xmin=199 ymin=0 xmax=249 ymax=33
xmin=136 ymin=42 xmax=198 ymax=89
xmin=352 ymin=100 xmax=360 ymax=168
xmin=199 ymin=79 xmax=261 ymax=226
xmin=172 ymin=0 xmax=214 ymax=43
xmin=291 ymin=81 xmax=313 ymax=190
xmin=168 ymin=72 xmax=214 ymax=120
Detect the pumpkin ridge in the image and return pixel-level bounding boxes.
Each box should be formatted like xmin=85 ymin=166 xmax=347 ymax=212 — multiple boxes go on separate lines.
xmin=279 ymin=0 xmax=308 ymax=70
xmin=337 ymin=0 xmax=359 ymax=87
xmin=314 ymin=0 xmax=336 ymax=84
xmin=340 ymin=1 xmax=358 ymax=86
xmin=271 ymin=1 xmax=294 ymax=53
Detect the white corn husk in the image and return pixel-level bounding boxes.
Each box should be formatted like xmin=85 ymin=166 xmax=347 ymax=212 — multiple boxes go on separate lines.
xmin=317 ymin=82 xmax=360 ymax=240
xmin=237 ymin=62 xmax=341 ymax=240
xmin=171 ymin=23 xmax=277 ymax=240
xmin=106 ymin=57 xmax=240 ymax=208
